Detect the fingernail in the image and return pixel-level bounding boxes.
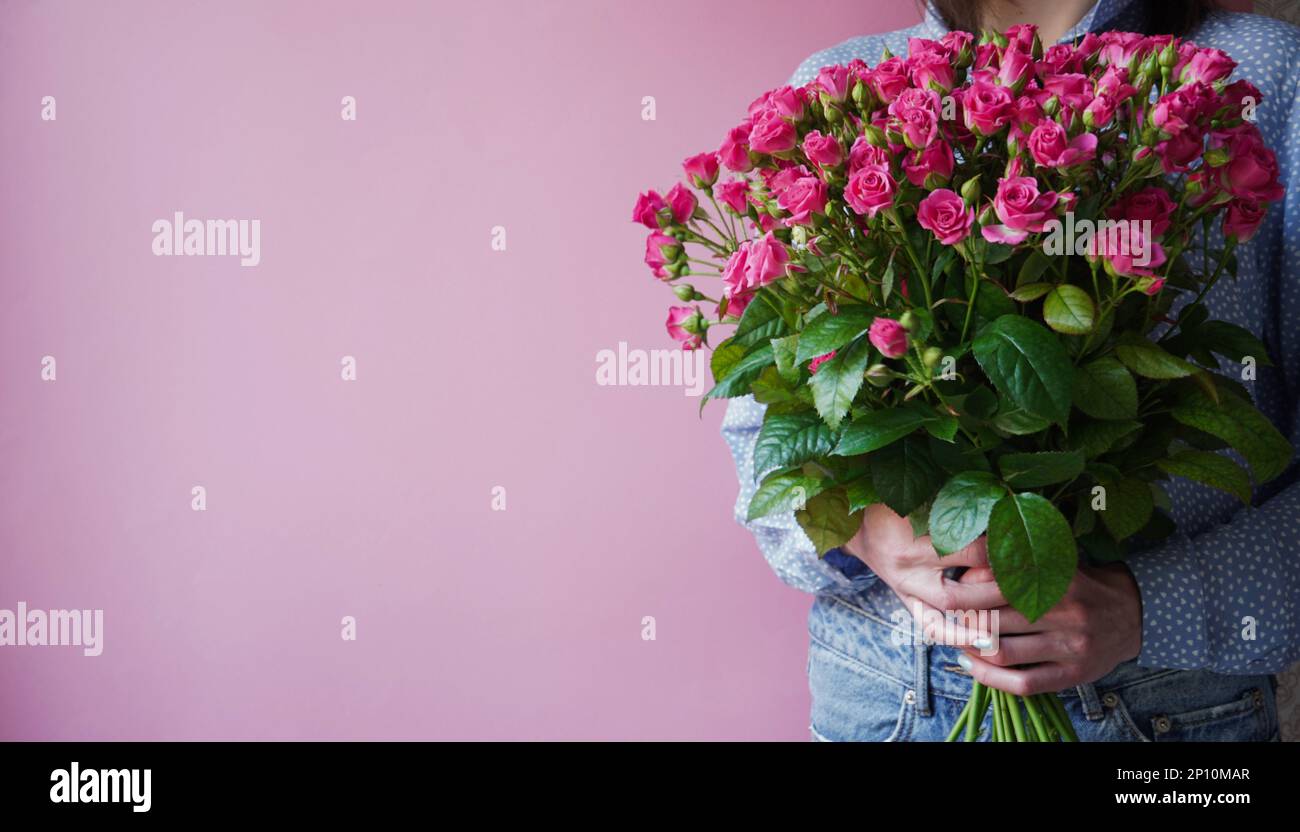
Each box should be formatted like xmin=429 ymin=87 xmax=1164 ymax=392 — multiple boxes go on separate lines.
xmin=971 ymin=637 xmax=992 ymax=651
xmin=956 ymin=653 xmax=973 ymax=672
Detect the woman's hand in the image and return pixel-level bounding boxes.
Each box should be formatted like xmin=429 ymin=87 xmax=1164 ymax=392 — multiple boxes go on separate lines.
xmin=844 ymin=503 xmax=1006 ymax=636
xmin=954 ymin=563 xmax=1144 ymax=695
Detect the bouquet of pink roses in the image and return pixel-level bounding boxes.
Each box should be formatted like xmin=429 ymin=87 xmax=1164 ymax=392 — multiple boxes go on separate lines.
xmin=634 ymin=25 xmax=1293 ymax=741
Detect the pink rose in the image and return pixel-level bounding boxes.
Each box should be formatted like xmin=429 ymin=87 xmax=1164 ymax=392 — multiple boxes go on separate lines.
xmin=996 ymin=46 xmax=1035 ymax=90
xmin=848 ymin=135 xmax=890 ymax=173
xmin=1097 ymin=31 xmax=1145 ymax=67
xmin=748 ymin=110 xmax=797 ymax=155
xmin=1027 ymin=120 xmax=1097 ymax=168
xmin=664 ymin=183 xmax=696 ymax=224
xmin=1181 ymin=47 xmax=1237 ymax=84
xmin=1108 ymin=187 xmax=1176 ymax=237
xmin=715 ymin=179 xmax=749 ymax=214
xmin=1224 ymin=199 xmax=1266 ymax=243
xmin=917 ymin=188 xmax=974 ymax=245
xmin=744 ymin=232 xmax=791 ymax=289
xmin=1083 ymin=94 xmax=1119 ymax=128
xmin=962 ymin=79 xmax=1013 ymax=135
xmin=844 ymin=164 xmax=897 ymax=218
xmin=1140 ymin=277 xmax=1167 ymax=296
xmin=1097 ymin=223 xmax=1166 ymax=277
xmin=902 ymin=141 xmax=954 ymax=187
xmin=981 ymin=176 xmax=1058 ymax=244
xmin=1041 ymin=72 xmax=1092 ymax=113
xmin=763 ymin=85 xmax=808 ymax=120
xmin=644 ymin=231 xmax=680 ymax=279
xmin=1095 ymin=65 xmax=1137 ymax=102
xmin=807 ymin=351 xmax=836 ymax=374
xmin=909 ymin=52 xmax=955 ymax=92
xmin=763 ymin=163 xmax=810 ymax=199
xmin=721 ymin=244 xmax=751 ymax=298
xmin=816 ymin=65 xmax=852 ymax=102
xmin=665 ymin=306 xmax=703 ymax=350
xmin=802 ymin=130 xmax=843 ymax=168
xmin=682 ymin=152 xmax=719 ymax=188
xmin=1217 ymin=127 xmax=1284 ymax=203
xmin=888 ymin=87 xmax=941 ymax=150
xmin=719 ymin=121 xmax=754 ymax=172
xmin=631 ymin=190 xmax=665 ymax=228
xmin=777 ymin=175 xmax=829 ymax=226
xmin=869 ymin=317 xmax=909 ymax=359
xmin=870 ymin=56 xmax=910 ymax=102
xmin=1156 ymin=129 xmax=1204 ymax=174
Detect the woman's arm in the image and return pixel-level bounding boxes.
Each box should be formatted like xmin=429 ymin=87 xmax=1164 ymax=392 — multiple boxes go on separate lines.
xmin=721 ymin=395 xmax=876 ymax=596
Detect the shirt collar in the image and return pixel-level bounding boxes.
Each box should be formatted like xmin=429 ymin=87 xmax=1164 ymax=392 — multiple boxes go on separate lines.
xmin=919 ymin=0 xmax=1144 ymax=43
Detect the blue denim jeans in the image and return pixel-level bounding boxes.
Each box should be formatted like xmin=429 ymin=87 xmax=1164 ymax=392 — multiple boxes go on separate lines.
xmin=808 ymin=584 xmax=1280 ymax=742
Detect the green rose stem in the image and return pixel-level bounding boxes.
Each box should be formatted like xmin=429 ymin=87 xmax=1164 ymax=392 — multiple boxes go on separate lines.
xmin=1044 ymin=693 xmax=1080 ymax=742
xmin=1005 ymin=691 xmax=1029 ymax=741
xmin=1023 ymin=693 xmax=1052 ymax=741
xmin=945 ymin=707 xmax=968 ymax=742
xmin=991 ymin=689 xmax=1005 ymax=742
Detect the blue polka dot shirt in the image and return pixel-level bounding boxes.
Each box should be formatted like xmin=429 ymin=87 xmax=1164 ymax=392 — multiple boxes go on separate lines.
xmin=722 ymin=0 xmax=1300 ymax=675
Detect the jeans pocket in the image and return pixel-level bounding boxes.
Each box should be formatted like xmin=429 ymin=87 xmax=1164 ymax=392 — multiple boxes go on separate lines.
xmin=808 ymin=639 xmax=913 ymax=742
xmin=1111 ymin=684 xmax=1273 ymax=742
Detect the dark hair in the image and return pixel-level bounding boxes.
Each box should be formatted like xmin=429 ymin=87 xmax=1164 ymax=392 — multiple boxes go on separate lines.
xmin=926 ymin=0 xmax=1218 ymax=38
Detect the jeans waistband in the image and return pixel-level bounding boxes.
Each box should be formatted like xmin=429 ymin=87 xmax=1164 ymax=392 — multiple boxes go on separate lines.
xmin=809 ymin=587 xmax=1189 ymax=719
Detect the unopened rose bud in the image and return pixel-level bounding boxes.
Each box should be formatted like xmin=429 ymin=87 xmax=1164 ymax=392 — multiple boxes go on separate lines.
xmin=898 ymin=311 xmax=916 ymax=331
xmin=992 ymin=32 xmax=1008 ymax=49
xmin=1140 ymin=53 xmax=1159 ymax=78
xmin=681 ymin=310 xmax=708 ymax=335
xmin=922 ymin=346 xmax=943 ymax=368
xmin=865 ymin=363 xmax=893 ymax=387
xmin=1042 ymin=95 xmax=1060 ymax=117
xmin=978 ymin=204 xmax=997 ymax=226
xmin=673 ymin=283 xmax=698 ymax=301
xmin=959 ymin=177 xmax=981 ymax=205
xmin=1159 ymin=40 xmax=1178 ymax=68
xmin=851 ymin=79 xmax=871 ymax=110
xmin=864 ymin=124 xmax=889 ymax=147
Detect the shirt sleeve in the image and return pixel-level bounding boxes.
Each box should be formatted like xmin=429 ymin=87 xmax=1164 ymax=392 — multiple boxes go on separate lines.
xmin=720 ymin=395 xmax=878 ymax=597
xmin=1125 ymin=63 xmax=1300 ymax=676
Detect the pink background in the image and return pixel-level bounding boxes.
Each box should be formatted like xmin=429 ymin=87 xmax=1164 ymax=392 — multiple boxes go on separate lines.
xmin=0 ymin=0 xmax=926 ymax=740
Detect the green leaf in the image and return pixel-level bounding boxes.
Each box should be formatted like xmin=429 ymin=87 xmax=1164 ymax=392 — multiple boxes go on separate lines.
xmin=1170 ymin=388 xmax=1293 ymax=483
xmin=746 ymin=473 xmax=826 ymax=522
xmin=753 ymin=412 xmax=838 ymax=477
xmin=870 ymin=435 xmax=942 ymax=517
xmin=1042 ymin=285 xmax=1096 ymax=335
xmin=710 ymin=339 xmax=745 ymax=385
xmin=991 ymin=407 xmax=1051 ymax=436
xmin=1016 ymin=249 xmax=1053 ymax=287
xmin=972 ymin=316 xmax=1073 ymax=425
xmin=923 ymin=413 xmax=960 ymax=442
xmin=880 ymin=256 xmax=896 ymax=303
xmin=1096 ymin=476 xmax=1153 ymax=540
xmin=1114 ymin=335 xmax=1197 ymax=379
xmin=1009 ymin=282 xmax=1053 ymax=302
xmin=795 ymin=305 xmax=875 ymax=364
xmin=732 ymin=292 xmax=788 ymax=349
xmin=796 ymin=488 xmax=863 ymax=555
xmin=1157 ymin=450 xmax=1252 ymax=505
xmin=834 ymin=407 xmax=927 ymax=456
xmin=1071 ymin=357 xmax=1138 ymax=420
xmin=1067 ymin=419 xmax=1143 ymax=458
xmin=845 ymin=477 xmax=879 ymax=513
xmin=770 ymin=334 xmax=800 ymax=382
xmin=928 ymin=471 xmax=1006 ymax=556
xmin=1194 ymin=321 xmax=1272 ymax=366
xmin=705 ymin=343 xmax=774 ymax=400
xmin=808 ymin=337 xmax=873 ymax=430
xmin=988 ymin=492 xmax=1077 ymax=622
xmin=997 ymin=450 xmax=1085 ymax=488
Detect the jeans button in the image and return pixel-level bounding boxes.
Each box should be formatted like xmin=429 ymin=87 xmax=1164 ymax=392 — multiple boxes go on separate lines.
xmin=1153 ymin=716 xmax=1172 ymax=734
xmin=1102 ymin=692 xmax=1119 ymax=708
xmin=903 ymin=689 xmax=917 ymax=705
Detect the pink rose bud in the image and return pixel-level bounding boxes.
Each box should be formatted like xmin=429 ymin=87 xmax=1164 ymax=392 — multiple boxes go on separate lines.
xmin=664 ymin=182 xmax=697 ymax=224
xmin=869 ymin=317 xmax=909 ymax=359
xmin=632 ymin=190 xmax=666 ymax=228
xmin=682 ymin=152 xmax=720 ymax=188
xmin=665 ymin=305 xmax=705 ymax=350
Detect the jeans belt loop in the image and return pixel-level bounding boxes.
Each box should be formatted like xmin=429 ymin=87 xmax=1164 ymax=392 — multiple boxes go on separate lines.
xmin=913 ymin=640 xmax=933 ymax=716
xmin=1076 ymin=682 xmax=1104 ymax=721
